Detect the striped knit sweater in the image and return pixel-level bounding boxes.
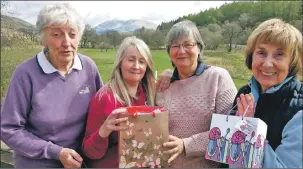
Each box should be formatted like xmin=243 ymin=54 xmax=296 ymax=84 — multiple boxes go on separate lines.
xmin=156 ymin=66 xmax=237 ymax=168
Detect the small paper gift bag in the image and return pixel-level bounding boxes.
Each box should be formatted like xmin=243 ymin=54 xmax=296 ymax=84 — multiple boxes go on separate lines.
xmin=118 ymin=106 xmax=169 ymax=168
xmin=205 ymin=105 xmax=267 ymax=168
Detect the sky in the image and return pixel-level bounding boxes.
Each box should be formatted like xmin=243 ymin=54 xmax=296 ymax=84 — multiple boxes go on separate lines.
xmin=7 ymin=1 xmax=231 ymax=27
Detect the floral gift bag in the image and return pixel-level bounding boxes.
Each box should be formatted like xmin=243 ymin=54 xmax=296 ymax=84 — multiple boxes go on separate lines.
xmin=118 ymin=106 xmax=169 ymax=168
xmin=205 ymin=105 xmax=268 ymax=168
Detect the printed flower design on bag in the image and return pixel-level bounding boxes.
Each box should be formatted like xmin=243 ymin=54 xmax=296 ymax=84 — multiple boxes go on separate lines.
xmin=126 ymin=121 xmax=134 ymax=128
xmin=231 ymin=130 xmax=246 ymax=144
xmin=120 ymin=129 xmax=168 ymax=168
xmin=252 ymin=134 xmax=264 ymax=168
xmin=205 ymin=113 xmax=267 ymax=168
xmin=207 ymin=127 xmax=222 ymax=159
xmin=243 ymin=131 xmax=255 ymax=168
xmin=119 ymin=107 xmax=169 ymax=168
xmin=119 ymin=155 xmax=136 ymax=168
xmin=228 ymin=131 xmax=246 ymax=165
xmin=144 ymin=128 xmax=152 ymax=137
xmin=219 ymin=128 xmax=231 ymax=162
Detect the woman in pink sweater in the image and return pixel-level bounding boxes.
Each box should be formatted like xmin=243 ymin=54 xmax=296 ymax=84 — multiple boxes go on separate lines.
xmin=156 ymin=20 xmax=237 ymax=168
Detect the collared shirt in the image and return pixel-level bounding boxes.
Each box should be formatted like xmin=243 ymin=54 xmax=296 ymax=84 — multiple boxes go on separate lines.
xmin=170 ymin=63 xmax=210 ymax=82
xmin=37 ymin=48 xmax=83 ymax=76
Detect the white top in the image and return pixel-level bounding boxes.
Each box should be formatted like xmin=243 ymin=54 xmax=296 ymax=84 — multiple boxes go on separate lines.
xmin=37 ymin=48 xmax=82 ymax=76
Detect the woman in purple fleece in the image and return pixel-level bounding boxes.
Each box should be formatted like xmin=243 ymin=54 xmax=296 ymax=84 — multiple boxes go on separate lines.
xmin=0 ymin=3 xmax=102 ymax=168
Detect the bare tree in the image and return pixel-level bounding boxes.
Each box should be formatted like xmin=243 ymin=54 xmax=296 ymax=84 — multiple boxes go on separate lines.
xmin=200 ymin=27 xmax=223 ymax=50
xmin=222 ymin=21 xmax=242 ymax=52
xmin=207 ymin=23 xmax=222 ymax=33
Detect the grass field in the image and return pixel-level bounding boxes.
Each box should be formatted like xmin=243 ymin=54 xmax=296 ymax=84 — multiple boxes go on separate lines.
xmin=1 ymin=47 xmax=251 ymax=99
xmin=79 ymin=48 xmax=250 ymax=87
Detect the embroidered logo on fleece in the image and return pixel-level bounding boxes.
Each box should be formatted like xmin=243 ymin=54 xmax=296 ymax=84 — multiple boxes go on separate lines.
xmin=79 ymin=86 xmax=90 ymax=94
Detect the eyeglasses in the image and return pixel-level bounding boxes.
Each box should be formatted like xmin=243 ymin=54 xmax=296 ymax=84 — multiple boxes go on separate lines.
xmin=170 ymin=42 xmax=197 ymax=50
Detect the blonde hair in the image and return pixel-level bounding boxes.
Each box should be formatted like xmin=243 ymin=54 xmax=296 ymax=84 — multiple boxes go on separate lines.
xmin=245 ymin=18 xmax=302 ymax=76
xmin=107 ymin=36 xmax=156 ymax=106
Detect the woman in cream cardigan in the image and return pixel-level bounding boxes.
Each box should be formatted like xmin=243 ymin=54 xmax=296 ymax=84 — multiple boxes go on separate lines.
xmin=156 ymin=20 xmax=237 ymax=168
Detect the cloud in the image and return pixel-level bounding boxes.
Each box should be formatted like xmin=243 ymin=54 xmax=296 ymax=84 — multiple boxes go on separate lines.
xmin=85 ymin=13 xmax=111 ymax=27
xmin=8 ymin=1 xmax=66 ymax=25
xmin=6 ymin=1 xmax=231 ymax=27
xmin=140 ymin=12 xmax=166 ymax=22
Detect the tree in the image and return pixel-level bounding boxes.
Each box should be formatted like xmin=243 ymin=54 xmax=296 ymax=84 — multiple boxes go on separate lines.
xmin=134 ymin=27 xmax=148 ymax=43
xmin=199 ymin=27 xmax=223 ymax=50
xmin=236 ymin=28 xmax=252 ymax=45
xmin=157 ymin=1 xmax=301 ymax=34
xmin=1 ymin=1 xmax=13 ymax=19
xmin=17 ymin=28 xmax=38 ymax=44
xmin=238 ymin=13 xmax=251 ymax=29
xmin=207 ymin=23 xmax=222 ymax=33
xmin=90 ymin=34 xmax=99 ymax=49
xmin=222 ymin=21 xmax=242 ymax=52
xmin=149 ymin=30 xmax=165 ymax=49
xmin=105 ymin=30 xmax=121 ymax=48
xmin=98 ymin=34 xmax=112 ymax=51
xmin=81 ymin=24 xmax=96 ymax=48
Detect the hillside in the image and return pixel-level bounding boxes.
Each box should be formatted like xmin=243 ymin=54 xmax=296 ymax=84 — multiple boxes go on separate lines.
xmin=95 ymin=19 xmax=157 ymax=34
xmin=157 ymin=1 xmax=302 ymax=31
xmin=1 ymin=15 xmax=36 ymax=31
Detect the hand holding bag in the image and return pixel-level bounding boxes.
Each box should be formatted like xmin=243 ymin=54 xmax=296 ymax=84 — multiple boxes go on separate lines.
xmin=205 ymin=103 xmax=267 ymax=168
xmin=118 ymin=106 xmax=169 ymax=168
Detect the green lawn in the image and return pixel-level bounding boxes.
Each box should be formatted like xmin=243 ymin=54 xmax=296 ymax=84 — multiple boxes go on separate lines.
xmin=1 ymin=47 xmax=251 ymax=99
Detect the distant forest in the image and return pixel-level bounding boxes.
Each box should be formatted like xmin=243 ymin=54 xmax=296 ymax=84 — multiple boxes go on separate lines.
xmin=155 ymin=1 xmax=302 ymax=51
xmin=158 ymin=1 xmax=302 ymax=30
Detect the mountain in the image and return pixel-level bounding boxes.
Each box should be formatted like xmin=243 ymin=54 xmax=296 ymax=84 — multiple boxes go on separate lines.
xmin=1 ymin=15 xmax=36 ymax=31
xmin=95 ymin=19 xmax=157 ymax=34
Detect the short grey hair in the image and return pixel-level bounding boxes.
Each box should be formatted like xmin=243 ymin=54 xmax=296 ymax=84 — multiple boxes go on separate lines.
xmin=165 ymin=20 xmax=205 ymax=67
xmin=36 ymin=3 xmax=85 ymax=42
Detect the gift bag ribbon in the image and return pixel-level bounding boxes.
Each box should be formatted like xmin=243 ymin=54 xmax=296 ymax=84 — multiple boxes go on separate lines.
xmin=126 ymin=106 xmax=165 ymax=118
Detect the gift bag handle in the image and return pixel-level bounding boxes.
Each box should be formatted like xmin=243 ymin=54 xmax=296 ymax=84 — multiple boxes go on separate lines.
xmin=225 ymin=104 xmax=238 ymax=122
xmin=241 ymin=100 xmax=255 ymax=120
xmin=225 ymin=100 xmax=255 ymax=122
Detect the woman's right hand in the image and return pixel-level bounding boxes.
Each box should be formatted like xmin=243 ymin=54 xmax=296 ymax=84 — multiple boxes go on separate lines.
xmin=99 ymin=107 xmax=129 ymax=138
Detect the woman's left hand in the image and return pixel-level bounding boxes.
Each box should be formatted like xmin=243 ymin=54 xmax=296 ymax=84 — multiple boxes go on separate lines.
xmin=163 ymin=135 xmax=184 ymax=164
xmin=236 ymin=93 xmax=255 ymax=117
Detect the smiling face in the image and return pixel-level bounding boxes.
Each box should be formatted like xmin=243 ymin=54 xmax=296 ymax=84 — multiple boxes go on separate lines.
xmin=121 ymin=45 xmax=147 ymax=86
xmin=252 ymin=43 xmax=292 ymax=92
xmin=169 ymin=35 xmax=200 ymax=69
xmin=42 ymin=23 xmax=80 ymax=65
